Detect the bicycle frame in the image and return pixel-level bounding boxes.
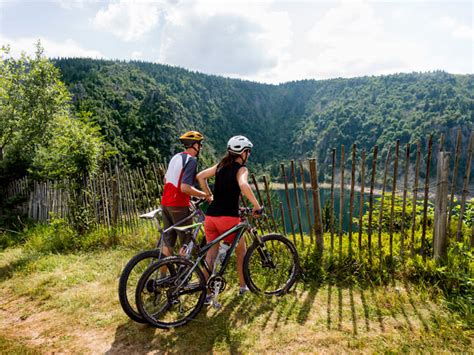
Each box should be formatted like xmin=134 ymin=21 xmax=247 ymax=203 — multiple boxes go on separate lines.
xmin=147 ymin=207 xmax=205 ymax=261
xmin=159 ymin=209 xmax=204 ymax=244
xmin=173 ymin=216 xmax=262 ymax=291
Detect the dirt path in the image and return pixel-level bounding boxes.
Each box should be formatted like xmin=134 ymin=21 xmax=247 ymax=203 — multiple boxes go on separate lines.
xmin=0 ymin=295 xmax=113 ymax=354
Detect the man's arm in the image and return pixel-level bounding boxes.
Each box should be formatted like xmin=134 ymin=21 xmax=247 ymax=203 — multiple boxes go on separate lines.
xmin=196 ymin=164 xmax=217 ymax=202
xmin=181 ymin=183 xmax=208 ymax=199
xmin=180 ymin=157 xmax=211 ymax=200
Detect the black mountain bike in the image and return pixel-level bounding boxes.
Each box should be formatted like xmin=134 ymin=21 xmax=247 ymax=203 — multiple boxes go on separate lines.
xmin=118 ymin=199 xmax=206 ymax=323
xmin=135 ymin=207 xmax=300 ymax=329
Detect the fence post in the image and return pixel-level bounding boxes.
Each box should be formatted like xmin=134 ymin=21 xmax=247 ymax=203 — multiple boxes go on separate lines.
xmin=434 ymin=152 xmax=450 ymax=261
xmin=421 ymin=135 xmax=433 ymax=257
xmin=377 ymin=146 xmax=391 ymax=260
xmin=110 ymin=164 xmax=119 ymax=228
xmin=279 ymin=201 xmax=287 ymax=235
xmin=368 ymin=146 xmax=378 ymax=261
xmin=290 ymin=160 xmax=304 ymax=245
xmin=262 ymin=175 xmax=278 ymax=231
xmin=330 ymin=148 xmax=336 ymax=253
xmin=389 ymin=140 xmax=399 ymax=259
xmin=251 ymin=174 xmax=270 ymax=233
xmin=349 ymin=144 xmax=356 ymax=255
xmin=447 ymin=129 xmax=462 ymax=237
xmin=358 ymin=150 xmax=366 ymax=251
xmin=299 ymin=160 xmax=314 ymax=242
xmin=309 ymin=158 xmax=324 ymax=253
xmin=281 ymin=163 xmax=296 ymax=243
xmin=456 ymin=132 xmax=473 ymax=242
xmin=339 ymin=145 xmax=345 ymax=257
xmin=400 ymin=143 xmax=410 ymax=258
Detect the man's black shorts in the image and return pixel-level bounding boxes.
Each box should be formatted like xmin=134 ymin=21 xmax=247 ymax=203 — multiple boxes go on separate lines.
xmin=161 ymin=205 xmax=192 ymax=248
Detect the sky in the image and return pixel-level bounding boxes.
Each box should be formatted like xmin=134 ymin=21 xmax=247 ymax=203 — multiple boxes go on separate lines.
xmin=0 ymin=0 xmax=473 ymax=84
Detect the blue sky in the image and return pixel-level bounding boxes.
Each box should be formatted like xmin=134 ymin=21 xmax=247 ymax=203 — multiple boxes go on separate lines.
xmin=1 ymin=0 xmax=472 ymax=83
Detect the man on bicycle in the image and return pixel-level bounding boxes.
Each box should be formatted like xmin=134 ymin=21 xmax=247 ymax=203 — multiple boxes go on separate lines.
xmin=161 ymin=131 xmax=212 ymax=256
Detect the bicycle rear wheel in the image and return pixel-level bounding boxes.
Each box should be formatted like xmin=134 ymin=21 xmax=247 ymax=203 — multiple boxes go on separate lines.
xmin=118 ymin=249 xmax=162 ymax=323
xmin=243 ymin=234 xmax=299 ymax=296
xmin=136 ymin=256 xmax=206 ymax=329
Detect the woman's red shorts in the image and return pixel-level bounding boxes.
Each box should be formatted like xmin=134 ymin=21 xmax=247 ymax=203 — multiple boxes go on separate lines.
xmin=204 ymin=216 xmax=241 ymax=244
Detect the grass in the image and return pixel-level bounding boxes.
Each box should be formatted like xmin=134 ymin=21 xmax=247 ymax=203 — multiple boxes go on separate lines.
xmin=0 ymin=335 xmax=42 ymax=355
xmin=0 ymin=221 xmax=472 ymax=353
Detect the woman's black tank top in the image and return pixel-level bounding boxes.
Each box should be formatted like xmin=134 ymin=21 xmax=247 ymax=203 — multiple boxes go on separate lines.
xmin=206 ymin=162 xmax=243 ymax=217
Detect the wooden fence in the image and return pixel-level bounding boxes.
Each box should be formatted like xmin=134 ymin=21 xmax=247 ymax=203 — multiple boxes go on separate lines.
xmin=2 ymin=130 xmax=473 ymax=259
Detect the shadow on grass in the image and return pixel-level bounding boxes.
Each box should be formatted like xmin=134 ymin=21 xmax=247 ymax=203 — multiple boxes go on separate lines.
xmin=105 ymin=321 xmax=156 ymax=354
xmin=106 ymin=291 xmax=284 ymax=353
xmin=296 ymin=283 xmax=319 ymax=325
xmin=106 ymin=277 xmax=447 ymax=353
xmin=402 ymin=279 xmax=429 ymax=331
xmin=0 ymin=254 xmax=38 ymax=282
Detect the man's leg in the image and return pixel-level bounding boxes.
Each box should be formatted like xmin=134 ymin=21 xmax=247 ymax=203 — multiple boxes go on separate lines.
xmin=161 ymin=206 xmax=177 ymax=256
xmin=169 ymin=206 xmax=192 ymax=256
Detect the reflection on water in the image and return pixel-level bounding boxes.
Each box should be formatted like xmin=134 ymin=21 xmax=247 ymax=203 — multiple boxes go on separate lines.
xmin=274 ymin=187 xmax=369 ymax=233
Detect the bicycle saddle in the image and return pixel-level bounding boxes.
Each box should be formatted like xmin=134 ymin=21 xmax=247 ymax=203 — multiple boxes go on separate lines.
xmin=139 ymin=208 xmax=162 ymax=219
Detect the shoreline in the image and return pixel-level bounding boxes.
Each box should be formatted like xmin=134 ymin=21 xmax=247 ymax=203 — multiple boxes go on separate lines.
xmin=257 ymin=182 xmax=473 ymax=200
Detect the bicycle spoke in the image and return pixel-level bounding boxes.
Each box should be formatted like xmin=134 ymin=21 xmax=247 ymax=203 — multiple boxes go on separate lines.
xmin=137 ymin=257 xmax=206 ymax=328
xmin=244 ymin=234 xmax=298 ymax=295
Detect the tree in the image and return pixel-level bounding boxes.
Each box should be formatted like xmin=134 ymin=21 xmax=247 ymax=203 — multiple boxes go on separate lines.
xmin=31 ymin=111 xmax=104 ymax=183
xmin=1 ymin=42 xmax=109 ymax=184
xmin=0 ymin=42 xmax=72 ymax=179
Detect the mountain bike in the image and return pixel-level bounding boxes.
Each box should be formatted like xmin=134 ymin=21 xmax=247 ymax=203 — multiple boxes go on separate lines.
xmin=135 ymin=207 xmax=300 ymax=329
xmin=118 ymin=199 xmax=206 ymax=323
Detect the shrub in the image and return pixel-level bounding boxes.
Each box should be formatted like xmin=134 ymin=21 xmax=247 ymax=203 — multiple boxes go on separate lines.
xmin=24 ymin=217 xmax=76 ymax=254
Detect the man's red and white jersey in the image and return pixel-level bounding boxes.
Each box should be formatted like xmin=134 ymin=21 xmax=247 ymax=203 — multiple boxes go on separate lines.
xmin=161 ymin=152 xmax=198 ymax=207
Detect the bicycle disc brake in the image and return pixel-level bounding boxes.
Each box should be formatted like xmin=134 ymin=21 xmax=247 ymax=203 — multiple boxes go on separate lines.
xmin=208 ymin=276 xmax=226 ymax=294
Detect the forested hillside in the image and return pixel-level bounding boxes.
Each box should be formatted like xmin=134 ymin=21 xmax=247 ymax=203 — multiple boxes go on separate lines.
xmin=55 ymin=59 xmax=473 ymax=174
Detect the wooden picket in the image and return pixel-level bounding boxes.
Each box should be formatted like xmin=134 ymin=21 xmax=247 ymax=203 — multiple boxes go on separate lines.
xmin=2 ymin=130 xmax=473 ymax=266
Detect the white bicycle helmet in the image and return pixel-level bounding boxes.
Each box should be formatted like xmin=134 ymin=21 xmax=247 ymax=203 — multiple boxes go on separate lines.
xmin=227 ymin=135 xmax=253 ymax=154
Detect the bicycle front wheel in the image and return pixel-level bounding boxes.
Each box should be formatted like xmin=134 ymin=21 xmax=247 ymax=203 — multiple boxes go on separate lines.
xmin=243 ymin=234 xmax=299 ymax=296
xmin=136 ymin=256 xmax=206 ymax=329
xmin=118 ymin=249 xmax=163 ymax=323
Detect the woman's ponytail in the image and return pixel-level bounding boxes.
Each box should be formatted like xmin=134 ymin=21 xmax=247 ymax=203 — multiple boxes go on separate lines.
xmin=217 ymin=152 xmax=239 ymax=171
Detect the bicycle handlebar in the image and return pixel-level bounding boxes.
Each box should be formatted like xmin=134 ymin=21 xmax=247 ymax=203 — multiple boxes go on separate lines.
xmin=190 ymin=197 xmax=206 ymax=209
xmin=239 ymin=206 xmax=265 ymax=217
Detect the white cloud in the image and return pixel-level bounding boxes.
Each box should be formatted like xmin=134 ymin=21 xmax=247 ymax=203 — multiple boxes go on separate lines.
xmin=92 ymin=0 xmax=164 ymax=42
xmin=440 ymin=16 xmax=474 ymax=40
xmin=52 ymin=0 xmax=97 ymax=10
xmin=0 ymin=35 xmax=103 ymax=58
xmin=251 ymin=1 xmax=431 ymax=82
xmin=159 ymin=0 xmax=291 ymax=77
xmin=131 ymin=50 xmax=143 ymax=59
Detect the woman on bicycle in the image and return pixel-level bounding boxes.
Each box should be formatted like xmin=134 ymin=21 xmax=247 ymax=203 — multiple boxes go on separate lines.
xmin=196 ymin=135 xmax=261 ymax=295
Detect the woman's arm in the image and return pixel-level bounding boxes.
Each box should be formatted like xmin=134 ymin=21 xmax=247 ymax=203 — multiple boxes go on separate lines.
xmin=237 ymin=167 xmax=262 ymax=212
xmin=196 ymin=164 xmax=218 ymax=202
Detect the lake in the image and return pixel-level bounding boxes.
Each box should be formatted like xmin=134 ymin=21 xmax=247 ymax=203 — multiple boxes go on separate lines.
xmin=273 ymin=187 xmax=369 ymax=233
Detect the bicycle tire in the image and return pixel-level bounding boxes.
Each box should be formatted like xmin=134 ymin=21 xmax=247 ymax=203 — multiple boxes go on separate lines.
xmin=243 ymin=233 xmax=300 ymax=296
xmin=118 ymin=249 xmax=163 ymax=323
xmin=136 ymin=256 xmax=206 ymax=329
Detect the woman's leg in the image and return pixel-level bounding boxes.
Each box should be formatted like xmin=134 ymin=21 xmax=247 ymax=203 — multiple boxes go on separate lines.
xmin=235 ymin=236 xmax=247 ymax=287
xmin=204 ymin=244 xmax=219 ymax=280
xmin=203 ymin=216 xmax=219 ymax=281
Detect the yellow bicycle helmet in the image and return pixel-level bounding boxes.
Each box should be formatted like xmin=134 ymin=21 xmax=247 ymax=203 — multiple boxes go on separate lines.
xmin=179 ymin=131 xmax=204 ymax=147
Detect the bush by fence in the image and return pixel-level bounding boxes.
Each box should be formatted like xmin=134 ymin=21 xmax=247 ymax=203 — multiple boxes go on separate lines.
xmin=2 ymin=131 xmax=473 ymax=263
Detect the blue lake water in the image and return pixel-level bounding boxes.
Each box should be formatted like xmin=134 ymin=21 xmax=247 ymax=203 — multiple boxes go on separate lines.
xmin=273 ymin=187 xmax=369 ymax=234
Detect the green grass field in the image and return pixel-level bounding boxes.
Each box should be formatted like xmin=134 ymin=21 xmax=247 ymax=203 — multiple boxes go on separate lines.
xmin=0 ymin=221 xmax=472 ymax=353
